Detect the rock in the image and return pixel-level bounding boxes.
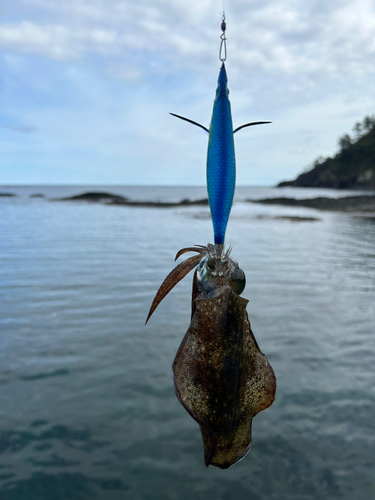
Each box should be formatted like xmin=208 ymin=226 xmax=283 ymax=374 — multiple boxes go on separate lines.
xmin=255 ymin=215 xmax=321 ymax=222
xmin=248 ymin=195 xmax=375 ymax=212
xmin=59 ymin=192 xmax=128 ymax=203
xmin=111 ymin=198 xmax=209 ymax=207
xmin=56 ymin=191 xmax=209 ymax=207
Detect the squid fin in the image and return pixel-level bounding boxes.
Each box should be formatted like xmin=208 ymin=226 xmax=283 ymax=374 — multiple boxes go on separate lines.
xmin=233 ymin=121 xmax=272 ymax=134
xmin=170 ymin=113 xmax=209 ymax=134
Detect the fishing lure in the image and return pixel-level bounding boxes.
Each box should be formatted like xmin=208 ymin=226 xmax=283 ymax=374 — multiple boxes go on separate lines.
xmin=146 ymin=16 xmax=276 ymax=469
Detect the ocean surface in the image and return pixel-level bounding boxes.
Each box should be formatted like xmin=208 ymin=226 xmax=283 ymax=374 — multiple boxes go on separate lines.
xmin=0 ymin=185 xmax=374 ymax=500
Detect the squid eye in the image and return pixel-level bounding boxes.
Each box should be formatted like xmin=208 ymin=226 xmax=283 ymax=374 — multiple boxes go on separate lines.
xmin=229 ymin=269 xmax=246 ymax=295
xmin=226 ymin=258 xmax=246 ymax=295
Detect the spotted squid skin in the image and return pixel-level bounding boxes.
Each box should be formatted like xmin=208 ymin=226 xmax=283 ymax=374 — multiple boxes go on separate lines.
xmin=172 ymin=275 xmax=276 ymax=469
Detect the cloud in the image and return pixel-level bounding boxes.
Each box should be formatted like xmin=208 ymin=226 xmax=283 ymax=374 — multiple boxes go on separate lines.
xmin=0 ymin=22 xmax=119 ymax=60
xmin=230 ymin=0 xmax=375 ymax=79
xmin=1 ymin=0 xmax=373 ymax=82
xmin=1 ymin=123 xmax=36 ymax=133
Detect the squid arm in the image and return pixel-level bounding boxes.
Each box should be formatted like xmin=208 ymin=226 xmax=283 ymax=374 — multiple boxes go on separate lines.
xmin=145 ymin=247 xmax=206 ymax=324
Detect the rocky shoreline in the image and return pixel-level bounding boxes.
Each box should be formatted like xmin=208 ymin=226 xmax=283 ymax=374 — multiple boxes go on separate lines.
xmin=248 ymin=195 xmax=375 ymax=212
xmin=4 ymin=189 xmax=375 ymax=213
xmin=57 ymin=191 xmax=209 ymax=207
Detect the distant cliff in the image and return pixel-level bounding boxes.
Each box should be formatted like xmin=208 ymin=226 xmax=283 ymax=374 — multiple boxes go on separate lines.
xmin=278 ymin=115 xmax=375 ymax=189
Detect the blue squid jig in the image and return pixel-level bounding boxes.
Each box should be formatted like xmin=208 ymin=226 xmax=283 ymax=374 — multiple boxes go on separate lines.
xmin=170 ymin=16 xmax=270 ymax=255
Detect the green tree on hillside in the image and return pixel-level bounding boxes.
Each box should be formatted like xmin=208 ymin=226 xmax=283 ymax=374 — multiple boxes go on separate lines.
xmin=278 ymin=112 xmax=375 ymax=189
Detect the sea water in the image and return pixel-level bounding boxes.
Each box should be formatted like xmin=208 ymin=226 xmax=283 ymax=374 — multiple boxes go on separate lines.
xmin=0 ymin=186 xmax=374 ymax=500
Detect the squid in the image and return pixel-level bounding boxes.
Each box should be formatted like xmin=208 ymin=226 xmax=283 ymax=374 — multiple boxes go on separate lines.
xmin=146 ymin=24 xmax=276 ymax=468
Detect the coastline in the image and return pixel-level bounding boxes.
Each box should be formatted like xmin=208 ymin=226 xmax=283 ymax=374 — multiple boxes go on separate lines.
xmin=248 ymin=195 xmax=375 ymax=212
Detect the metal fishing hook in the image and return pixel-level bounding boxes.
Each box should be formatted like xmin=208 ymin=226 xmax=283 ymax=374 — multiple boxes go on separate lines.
xmin=219 ymin=12 xmax=227 ymax=62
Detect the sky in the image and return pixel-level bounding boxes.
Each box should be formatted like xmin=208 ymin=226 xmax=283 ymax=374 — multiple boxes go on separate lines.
xmin=0 ymin=0 xmax=375 ymax=186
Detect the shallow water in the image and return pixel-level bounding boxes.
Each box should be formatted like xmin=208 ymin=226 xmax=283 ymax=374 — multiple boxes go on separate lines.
xmin=0 ymin=186 xmax=374 ymax=499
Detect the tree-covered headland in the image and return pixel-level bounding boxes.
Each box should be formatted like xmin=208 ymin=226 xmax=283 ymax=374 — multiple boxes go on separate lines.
xmin=278 ymin=115 xmax=375 ymax=189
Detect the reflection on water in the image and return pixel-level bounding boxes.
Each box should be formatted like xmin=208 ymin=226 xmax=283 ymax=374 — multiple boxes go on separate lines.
xmin=0 ymin=186 xmax=374 ymax=500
